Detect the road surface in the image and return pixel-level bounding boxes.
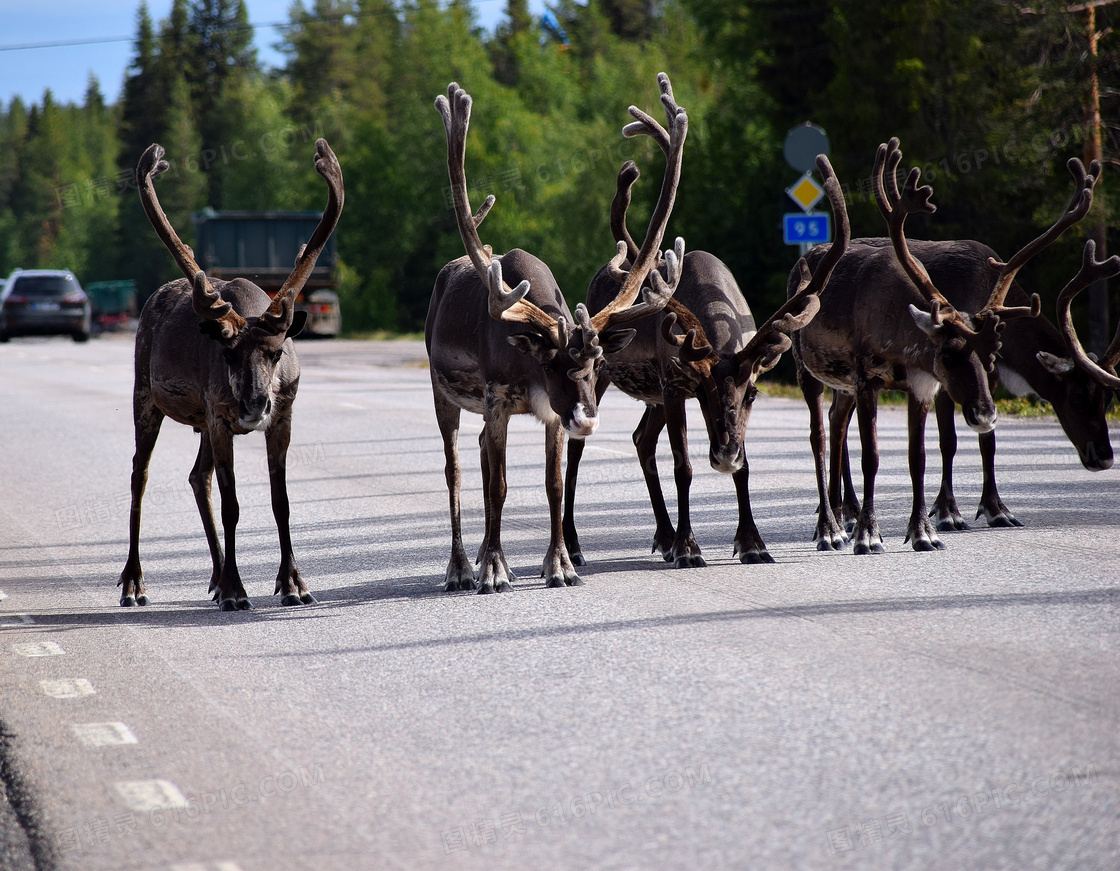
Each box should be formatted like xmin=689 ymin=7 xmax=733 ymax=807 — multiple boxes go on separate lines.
xmin=1 ymin=334 xmax=1117 ymax=870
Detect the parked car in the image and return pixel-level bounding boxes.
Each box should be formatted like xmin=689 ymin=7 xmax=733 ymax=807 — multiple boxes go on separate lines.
xmin=0 ymin=269 xmax=92 ymax=342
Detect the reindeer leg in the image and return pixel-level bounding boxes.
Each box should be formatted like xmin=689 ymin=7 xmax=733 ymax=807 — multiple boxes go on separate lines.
xmin=478 ymin=403 xmax=515 ymax=593
xmin=266 ymin=411 xmax=314 ymax=605
xmin=904 ymin=394 xmax=945 ymax=551
xmin=119 ymin=401 xmax=163 ymax=606
xmin=211 ymin=428 xmax=251 ymax=610
xmin=543 ymin=419 xmax=581 ymax=587
xmin=852 ymin=383 xmax=884 ymax=555
xmin=434 ymin=391 xmax=475 ymax=592
xmin=664 ymin=390 xmax=705 ymax=568
xmin=563 ymin=375 xmax=611 ymax=566
xmin=930 ymin=391 xmax=969 ymax=531
xmin=829 ymin=391 xmax=860 ymax=533
xmin=188 ymin=431 xmax=224 ymax=597
xmin=633 ymin=404 xmax=676 ymax=560
xmin=800 ymin=368 xmax=845 ymax=550
xmin=731 ymin=457 xmax=773 ymax=564
xmin=976 ymin=429 xmax=1022 ymax=527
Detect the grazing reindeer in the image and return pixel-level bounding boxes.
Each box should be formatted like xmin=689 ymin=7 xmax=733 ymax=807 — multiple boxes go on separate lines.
xmin=1050 ymin=238 xmax=1120 ymax=391
xmin=118 ymin=139 xmax=343 ymax=610
xmin=793 ymin=138 xmax=1037 ymax=554
xmin=427 ymin=76 xmax=686 ymax=594
xmin=825 ymin=158 xmax=1109 ymax=533
xmin=563 ymin=151 xmax=849 ymax=568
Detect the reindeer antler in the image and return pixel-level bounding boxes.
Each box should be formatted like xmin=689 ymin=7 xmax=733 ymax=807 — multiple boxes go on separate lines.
xmin=660 ymin=302 xmax=715 ymax=362
xmin=734 ymin=154 xmax=850 ymax=378
xmin=590 ymin=72 xmax=688 ymax=334
xmin=137 ymin=143 xmax=246 ymax=339
xmin=874 ymin=137 xmax=948 ymax=311
xmin=436 ymin=83 xmax=561 ymax=345
xmin=258 ymin=139 xmax=345 ymax=336
xmin=1054 ymin=239 xmax=1120 ymax=390
xmin=980 ymin=158 xmax=1098 ymax=322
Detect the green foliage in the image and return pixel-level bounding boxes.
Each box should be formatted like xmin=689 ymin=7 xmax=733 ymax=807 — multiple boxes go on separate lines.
xmin=1 ymin=0 xmax=1116 ymax=345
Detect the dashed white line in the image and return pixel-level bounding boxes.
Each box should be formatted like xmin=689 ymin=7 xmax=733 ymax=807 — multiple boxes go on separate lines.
xmin=40 ymin=678 xmax=96 ymax=698
xmin=11 ymin=641 xmax=64 ymax=656
xmin=115 ymin=779 xmax=189 ymax=811
xmin=72 ymin=722 xmax=138 ymax=747
xmin=171 ymin=863 xmax=245 ymax=871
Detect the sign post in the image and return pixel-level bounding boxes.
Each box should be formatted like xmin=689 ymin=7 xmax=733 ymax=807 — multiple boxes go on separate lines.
xmin=782 ymin=123 xmax=831 ymax=256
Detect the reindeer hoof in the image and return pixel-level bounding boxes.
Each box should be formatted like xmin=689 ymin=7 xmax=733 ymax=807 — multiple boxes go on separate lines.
xmin=566 ymin=575 xmax=584 ymax=587
xmin=546 ymin=576 xmax=566 ymax=588
xmin=853 ymin=542 xmax=884 ymax=555
xmin=237 ymin=598 xmax=253 ymax=610
xmin=673 ymin=554 xmax=706 ymax=569
xmin=477 ymin=583 xmax=495 ymax=595
xmin=445 ymin=577 xmax=475 ymax=592
xmin=299 ymin=592 xmax=317 ymax=604
xmin=495 ymin=581 xmax=513 ymax=593
xmin=120 ymin=595 xmax=136 ymax=607
xmin=136 ymin=595 xmax=150 ymax=606
xmin=739 ymin=550 xmax=774 ymax=565
xmin=570 ymin=552 xmax=587 ymax=567
xmin=219 ymin=599 xmax=238 ymax=611
xmin=281 ymin=594 xmax=302 ymax=606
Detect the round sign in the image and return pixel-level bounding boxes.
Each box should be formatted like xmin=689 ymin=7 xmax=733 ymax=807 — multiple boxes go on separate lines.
xmin=783 ymin=123 xmax=830 ymax=174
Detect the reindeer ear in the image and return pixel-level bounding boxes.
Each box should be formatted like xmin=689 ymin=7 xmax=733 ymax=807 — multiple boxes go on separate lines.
xmin=287 ymin=310 xmax=308 ymax=339
xmin=599 ymin=328 xmax=636 ymax=354
xmin=508 ymin=332 xmax=552 ymax=360
xmin=1037 ymin=350 xmax=1075 ymax=377
xmin=909 ymin=304 xmax=942 ymax=337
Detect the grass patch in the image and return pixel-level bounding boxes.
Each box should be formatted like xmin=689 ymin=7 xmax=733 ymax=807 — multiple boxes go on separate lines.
xmin=340 ymin=329 xmax=425 ymax=341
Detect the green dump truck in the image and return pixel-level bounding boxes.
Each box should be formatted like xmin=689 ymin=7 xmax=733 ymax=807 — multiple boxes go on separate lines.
xmin=191 ymin=209 xmax=342 ymax=338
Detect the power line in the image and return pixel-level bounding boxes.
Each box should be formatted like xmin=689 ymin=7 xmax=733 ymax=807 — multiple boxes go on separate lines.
xmin=0 ymin=0 xmax=507 ymax=54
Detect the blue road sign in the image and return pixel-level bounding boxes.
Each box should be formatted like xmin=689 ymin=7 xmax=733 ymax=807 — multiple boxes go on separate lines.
xmin=783 ymin=212 xmax=831 ymax=246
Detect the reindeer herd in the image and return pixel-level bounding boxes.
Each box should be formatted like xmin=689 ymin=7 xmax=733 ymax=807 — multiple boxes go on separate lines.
xmin=116 ymin=74 xmax=1120 ymax=610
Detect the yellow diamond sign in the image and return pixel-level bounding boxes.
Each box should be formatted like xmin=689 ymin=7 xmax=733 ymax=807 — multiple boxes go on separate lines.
xmin=786 ymin=172 xmax=825 ymax=211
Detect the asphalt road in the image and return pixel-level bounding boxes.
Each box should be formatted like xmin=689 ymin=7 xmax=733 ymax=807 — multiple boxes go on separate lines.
xmin=1 ymin=333 xmax=1118 ymax=871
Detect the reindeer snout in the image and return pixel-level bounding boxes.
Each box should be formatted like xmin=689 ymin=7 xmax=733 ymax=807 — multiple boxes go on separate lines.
xmin=238 ymin=396 xmax=272 ymax=428
xmin=567 ymin=404 xmax=599 ymax=439
xmin=709 ymin=443 xmax=744 ymax=474
xmin=963 ymin=403 xmax=997 ymax=434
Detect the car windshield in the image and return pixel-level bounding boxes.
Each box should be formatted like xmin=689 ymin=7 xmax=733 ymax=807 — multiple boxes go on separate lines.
xmin=10 ymin=276 xmax=78 ymax=298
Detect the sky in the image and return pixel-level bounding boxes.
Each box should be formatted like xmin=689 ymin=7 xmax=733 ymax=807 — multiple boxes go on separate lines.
xmin=0 ymin=0 xmax=524 ymax=108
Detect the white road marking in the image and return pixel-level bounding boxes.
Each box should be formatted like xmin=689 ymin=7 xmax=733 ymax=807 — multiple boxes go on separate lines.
xmin=0 ymin=614 xmax=34 ymax=627
xmin=71 ymin=722 xmax=138 ymax=746
xmin=11 ymin=641 xmax=64 ymax=656
xmin=40 ymin=678 xmax=96 ymax=698
xmin=115 ymin=779 xmax=189 ymax=811
xmin=171 ymin=863 xmax=245 ymax=871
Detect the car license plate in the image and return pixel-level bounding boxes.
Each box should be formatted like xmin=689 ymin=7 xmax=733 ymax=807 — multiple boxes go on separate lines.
xmin=31 ymin=302 xmax=61 ymax=312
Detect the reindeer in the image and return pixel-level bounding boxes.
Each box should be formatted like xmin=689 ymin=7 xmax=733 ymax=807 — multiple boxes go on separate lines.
xmin=824 ymin=158 xmax=1107 ymax=534
xmin=791 ymin=138 xmax=1041 ymax=554
xmin=427 ymin=76 xmax=686 ymax=594
xmin=1050 ymin=238 xmax=1120 ymax=392
xmin=117 ymin=139 xmax=343 ymax=610
xmin=563 ymin=149 xmax=850 ymax=568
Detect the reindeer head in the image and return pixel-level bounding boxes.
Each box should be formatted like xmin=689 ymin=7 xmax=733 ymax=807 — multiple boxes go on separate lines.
xmin=1036 ymin=238 xmax=1120 ymax=469
xmin=137 ymin=139 xmax=343 ymax=432
xmin=436 ymin=76 xmax=687 ymax=440
xmin=875 ymin=138 xmax=1022 ymax=432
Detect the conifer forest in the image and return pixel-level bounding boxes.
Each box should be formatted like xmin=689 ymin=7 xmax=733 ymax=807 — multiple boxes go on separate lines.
xmin=1 ymin=0 xmax=1118 ymax=344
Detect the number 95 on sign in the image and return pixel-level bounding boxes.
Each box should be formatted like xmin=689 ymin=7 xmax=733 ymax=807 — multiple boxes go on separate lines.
xmin=783 ymin=212 xmax=831 ymax=246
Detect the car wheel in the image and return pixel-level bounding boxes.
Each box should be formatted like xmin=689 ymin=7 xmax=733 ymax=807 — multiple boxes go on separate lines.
xmin=72 ymin=331 xmax=90 ymax=343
